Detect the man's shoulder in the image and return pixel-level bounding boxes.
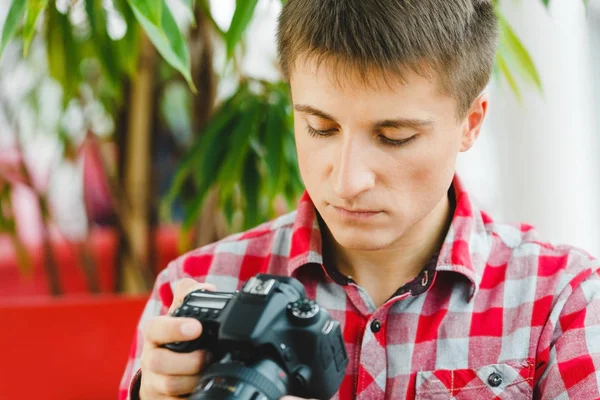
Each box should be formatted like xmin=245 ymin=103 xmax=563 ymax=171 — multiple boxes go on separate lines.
xmin=483 ymin=216 xmax=600 ymax=291
xmin=198 ymin=210 xmax=297 ymax=250
xmin=160 ymin=210 xmax=299 ymax=285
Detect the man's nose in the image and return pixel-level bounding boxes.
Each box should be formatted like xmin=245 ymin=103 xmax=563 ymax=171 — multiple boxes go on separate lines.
xmin=331 ymin=136 xmax=375 ymax=200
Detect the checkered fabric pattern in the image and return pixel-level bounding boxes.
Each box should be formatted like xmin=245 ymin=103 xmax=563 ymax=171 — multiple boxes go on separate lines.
xmin=119 ymin=176 xmax=600 ymax=400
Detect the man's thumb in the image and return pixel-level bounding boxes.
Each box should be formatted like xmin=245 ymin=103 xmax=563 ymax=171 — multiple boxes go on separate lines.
xmin=169 ymin=278 xmax=217 ymax=313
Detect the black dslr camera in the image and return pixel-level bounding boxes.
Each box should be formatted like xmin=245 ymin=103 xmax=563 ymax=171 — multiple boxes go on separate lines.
xmin=164 ymin=274 xmax=348 ymax=400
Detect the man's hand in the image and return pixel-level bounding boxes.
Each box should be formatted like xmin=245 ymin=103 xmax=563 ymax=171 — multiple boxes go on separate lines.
xmin=139 ymin=278 xmax=216 ymax=399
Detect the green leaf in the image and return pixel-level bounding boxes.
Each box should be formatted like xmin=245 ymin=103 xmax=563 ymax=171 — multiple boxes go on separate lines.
xmin=128 ymin=0 xmax=196 ymax=91
xmin=541 ymin=0 xmax=550 ymax=8
xmin=113 ymin=0 xmax=140 ymax=76
xmin=23 ymin=0 xmax=50 ymax=57
xmin=226 ymin=0 xmax=259 ymax=59
xmin=496 ymin=52 xmax=522 ymax=104
xmin=0 ymin=0 xmax=27 ymax=60
xmin=179 ymin=90 xmax=258 ymax=231
xmin=216 ymin=98 xmax=260 ymax=202
xmin=263 ymin=99 xmax=287 ymax=199
xmin=128 ymin=0 xmax=162 ymax=27
xmin=84 ymin=0 xmax=100 ymax=42
xmin=498 ymin=12 xmax=542 ymax=93
xmin=84 ymin=0 xmax=121 ymax=86
xmin=222 ymin=193 xmax=236 ymax=227
xmin=180 ymin=129 xmax=232 ymax=230
xmin=241 ymin=152 xmax=260 ymax=230
xmin=46 ymin=5 xmax=80 ymax=103
xmin=161 ymin=93 xmax=243 ymax=223
xmin=164 ymin=96 xmax=239 ymax=199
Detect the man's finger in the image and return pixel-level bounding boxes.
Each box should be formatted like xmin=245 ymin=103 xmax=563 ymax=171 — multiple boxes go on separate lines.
xmin=142 ymin=348 xmax=208 ymax=376
xmin=142 ymin=315 xmax=203 ymax=346
xmin=169 ymin=279 xmax=217 ymax=313
xmin=142 ymin=370 xmax=201 ymax=397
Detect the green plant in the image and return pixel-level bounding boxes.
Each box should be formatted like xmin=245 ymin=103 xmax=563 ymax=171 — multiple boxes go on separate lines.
xmin=162 ymin=79 xmax=303 ymax=233
xmin=0 ymin=0 xmax=585 ymax=294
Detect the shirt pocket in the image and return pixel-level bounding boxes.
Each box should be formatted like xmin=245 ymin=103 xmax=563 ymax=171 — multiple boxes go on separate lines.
xmin=415 ymin=360 xmax=534 ymax=400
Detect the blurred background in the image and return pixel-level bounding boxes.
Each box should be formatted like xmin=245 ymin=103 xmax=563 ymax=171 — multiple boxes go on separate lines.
xmin=0 ymin=0 xmax=598 ymax=398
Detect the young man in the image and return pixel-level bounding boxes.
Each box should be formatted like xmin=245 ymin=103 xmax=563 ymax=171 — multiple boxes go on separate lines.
xmin=120 ymin=0 xmax=600 ymax=399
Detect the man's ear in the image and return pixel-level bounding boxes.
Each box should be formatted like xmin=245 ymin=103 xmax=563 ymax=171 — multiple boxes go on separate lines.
xmin=460 ymin=93 xmax=488 ymax=152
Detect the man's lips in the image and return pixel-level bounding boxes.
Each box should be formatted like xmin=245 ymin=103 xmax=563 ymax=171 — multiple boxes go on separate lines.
xmin=331 ymin=205 xmax=382 ymax=218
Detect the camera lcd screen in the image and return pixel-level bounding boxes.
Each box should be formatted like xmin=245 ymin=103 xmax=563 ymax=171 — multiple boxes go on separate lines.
xmin=188 ymin=297 xmax=228 ymax=310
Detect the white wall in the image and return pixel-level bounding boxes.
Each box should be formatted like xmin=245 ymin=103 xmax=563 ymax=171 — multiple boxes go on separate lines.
xmin=457 ymin=0 xmax=600 ymax=256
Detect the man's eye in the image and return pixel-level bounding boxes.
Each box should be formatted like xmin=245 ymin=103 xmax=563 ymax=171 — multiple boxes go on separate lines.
xmin=306 ymin=125 xmax=417 ymax=147
xmin=377 ymin=134 xmax=417 ymax=147
xmin=306 ymin=125 xmax=336 ymax=137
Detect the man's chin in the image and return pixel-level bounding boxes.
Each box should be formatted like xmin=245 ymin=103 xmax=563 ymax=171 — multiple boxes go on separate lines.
xmin=328 ymin=229 xmax=394 ymax=252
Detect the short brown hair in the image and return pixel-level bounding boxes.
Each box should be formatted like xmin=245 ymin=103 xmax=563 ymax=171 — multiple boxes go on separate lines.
xmin=277 ymin=0 xmax=498 ymax=117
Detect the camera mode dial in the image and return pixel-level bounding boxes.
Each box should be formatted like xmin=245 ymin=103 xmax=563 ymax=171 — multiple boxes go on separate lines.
xmin=288 ymin=298 xmax=320 ymax=325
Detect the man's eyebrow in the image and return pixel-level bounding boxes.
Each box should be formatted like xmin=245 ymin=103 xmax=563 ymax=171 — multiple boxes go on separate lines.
xmin=375 ymin=118 xmax=434 ymax=130
xmin=293 ymin=104 xmax=336 ymax=121
xmin=293 ymin=104 xmax=435 ymax=129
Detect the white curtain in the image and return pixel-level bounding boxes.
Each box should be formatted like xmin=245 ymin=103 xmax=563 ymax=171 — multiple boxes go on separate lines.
xmin=457 ymin=0 xmax=600 ymax=256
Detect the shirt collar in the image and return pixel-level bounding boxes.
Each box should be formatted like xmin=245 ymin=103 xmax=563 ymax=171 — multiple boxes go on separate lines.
xmin=436 ymin=175 xmax=492 ymax=297
xmin=287 ymin=192 xmax=325 ymax=274
xmin=287 ymin=175 xmax=491 ymax=296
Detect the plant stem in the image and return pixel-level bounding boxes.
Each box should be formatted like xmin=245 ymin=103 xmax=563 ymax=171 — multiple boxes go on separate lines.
xmin=13 ymin=132 xmax=63 ymax=296
xmin=188 ymin=8 xmax=226 ymax=248
xmin=38 ymin=196 xmax=62 ymax=296
xmin=121 ymin=32 xmax=157 ymax=293
xmin=77 ymin=239 xmax=100 ymax=293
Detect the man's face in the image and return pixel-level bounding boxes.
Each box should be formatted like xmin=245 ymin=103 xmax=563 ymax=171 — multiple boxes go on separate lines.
xmin=290 ymin=58 xmax=485 ymax=251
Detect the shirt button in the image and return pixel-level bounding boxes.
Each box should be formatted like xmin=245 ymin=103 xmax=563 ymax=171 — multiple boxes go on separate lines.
xmin=487 ymin=372 xmax=503 ymax=387
xmin=370 ymin=319 xmax=382 ymax=333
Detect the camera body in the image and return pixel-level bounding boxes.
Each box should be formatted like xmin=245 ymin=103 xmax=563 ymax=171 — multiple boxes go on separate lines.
xmin=164 ymin=274 xmax=348 ymax=400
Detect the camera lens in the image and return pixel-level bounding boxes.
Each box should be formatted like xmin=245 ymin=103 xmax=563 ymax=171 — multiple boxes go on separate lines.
xmin=191 ymin=359 xmax=289 ymax=400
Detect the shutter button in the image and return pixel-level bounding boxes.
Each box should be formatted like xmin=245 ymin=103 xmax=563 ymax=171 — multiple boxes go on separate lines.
xmin=487 ymin=372 xmax=503 ymax=387
xmin=370 ymin=319 xmax=382 ymax=333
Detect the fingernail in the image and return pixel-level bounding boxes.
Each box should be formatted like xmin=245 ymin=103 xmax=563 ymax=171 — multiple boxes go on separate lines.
xmin=194 ymin=283 xmax=215 ymax=292
xmin=180 ymin=321 xmax=201 ymax=337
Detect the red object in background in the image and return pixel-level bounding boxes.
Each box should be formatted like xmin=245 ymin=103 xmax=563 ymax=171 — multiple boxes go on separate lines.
xmin=0 ymin=226 xmax=179 ymax=398
xmin=0 ymin=294 xmax=148 ymax=399
xmin=0 ymin=226 xmax=180 ymax=298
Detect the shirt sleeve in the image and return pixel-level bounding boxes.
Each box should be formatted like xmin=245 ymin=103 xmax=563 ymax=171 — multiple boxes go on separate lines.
xmin=118 ymin=262 xmax=181 ymax=400
xmin=534 ymin=253 xmax=600 ymax=398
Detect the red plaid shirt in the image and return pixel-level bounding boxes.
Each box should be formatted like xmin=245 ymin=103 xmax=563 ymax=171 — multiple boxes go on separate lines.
xmin=119 ymin=176 xmax=600 ymax=399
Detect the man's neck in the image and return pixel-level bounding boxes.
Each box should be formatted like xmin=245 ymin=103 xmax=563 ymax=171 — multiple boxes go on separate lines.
xmin=322 ymin=193 xmax=453 ymax=308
